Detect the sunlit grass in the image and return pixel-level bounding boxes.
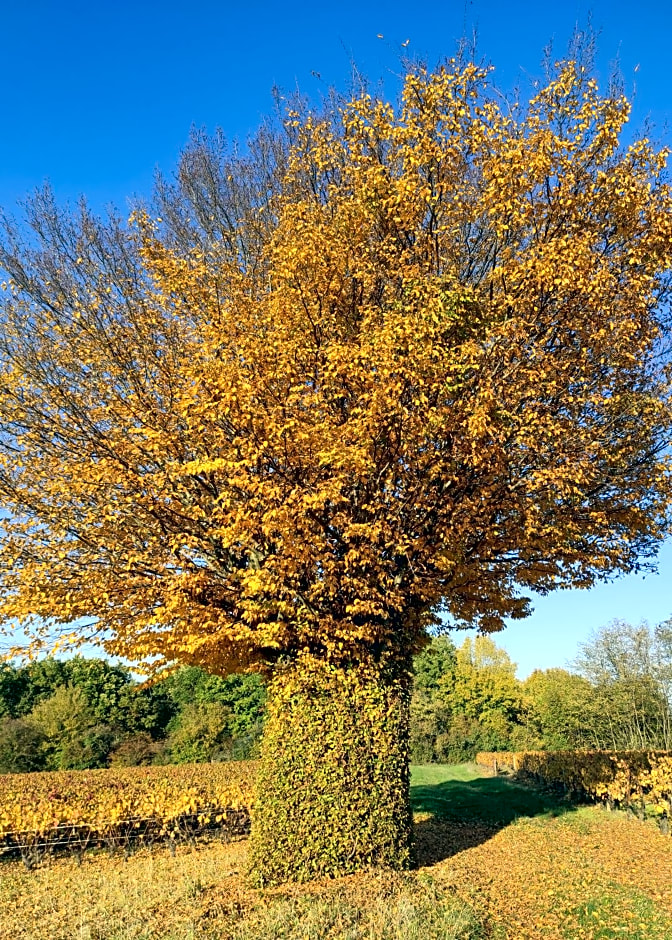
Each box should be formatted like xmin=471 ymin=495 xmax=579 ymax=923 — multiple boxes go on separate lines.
xmin=2 ymin=764 xmax=672 ymax=938
xmin=411 ymin=761 xmax=572 ymax=824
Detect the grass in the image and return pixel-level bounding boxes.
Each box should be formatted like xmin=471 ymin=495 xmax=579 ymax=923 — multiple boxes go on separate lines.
xmin=568 ymin=887 xmax=670 ymax=940
xmin=410 ymin=762 xmax=571 ymax=826
xmin=2 ymin=763 xmax=672 ymax=938
xmin=0 ymin=842 xmax=484 ymax=939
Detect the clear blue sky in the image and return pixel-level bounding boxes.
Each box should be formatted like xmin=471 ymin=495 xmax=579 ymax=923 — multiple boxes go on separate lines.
xmin=1 ymin=1 xmax=670 ymax=677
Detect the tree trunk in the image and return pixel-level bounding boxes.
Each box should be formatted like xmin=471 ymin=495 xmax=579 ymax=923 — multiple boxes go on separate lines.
xmin=248 ymin=652 xmax=413 ymax=886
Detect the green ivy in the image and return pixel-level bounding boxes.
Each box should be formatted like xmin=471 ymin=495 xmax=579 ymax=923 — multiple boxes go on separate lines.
xmin=248 ymin=653 xmax=413 ymax=885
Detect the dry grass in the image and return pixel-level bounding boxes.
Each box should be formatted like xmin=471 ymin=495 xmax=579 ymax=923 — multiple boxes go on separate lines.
xmin=0 ymin=836 xmax=482 ymax=940
xmin=0 ymin=838 xmax=247 ymax=939
xmin=4 ymin=764 xmax=672 ymax=939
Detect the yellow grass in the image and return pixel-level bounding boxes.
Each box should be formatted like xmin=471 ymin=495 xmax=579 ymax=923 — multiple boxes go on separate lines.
xmin=2 ymin=804 xmax=672 ymax=938
xmin=0 ymin=835 xmax=479 ymax=939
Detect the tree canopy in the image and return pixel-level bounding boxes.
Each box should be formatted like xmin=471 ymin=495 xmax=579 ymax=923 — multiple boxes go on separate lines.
xmin=0 ymin=56 xmax=670 ymax=679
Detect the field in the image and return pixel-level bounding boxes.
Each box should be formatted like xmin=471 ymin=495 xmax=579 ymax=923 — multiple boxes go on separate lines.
xmin=2 ymin=763 xmax=672 ymax=939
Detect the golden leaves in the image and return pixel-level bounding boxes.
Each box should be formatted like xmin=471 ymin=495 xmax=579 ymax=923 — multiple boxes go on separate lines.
xmin=0 ymin=761 xmax=256 ymax=854
xmin=0 ymin=57 xmax=671 ymax=674
xmin=438 ymin=808 xmax=672 ymax=939
xmin=477 ymin=749 xmax=672 ymax=820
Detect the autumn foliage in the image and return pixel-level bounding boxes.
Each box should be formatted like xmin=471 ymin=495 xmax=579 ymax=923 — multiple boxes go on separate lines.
xmin=0 ymin=761 xmax=255 ymax=863
xmin=248 ymin=655 xmax=412 ymax=884
xmin=476 ymin=749 xmax=672 ymax=820
xmin=0 ymin=53 xmax=671 ymax=880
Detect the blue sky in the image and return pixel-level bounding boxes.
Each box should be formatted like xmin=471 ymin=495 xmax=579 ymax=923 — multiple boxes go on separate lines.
xmin=1 ymin=1 xmax=671 ymax=677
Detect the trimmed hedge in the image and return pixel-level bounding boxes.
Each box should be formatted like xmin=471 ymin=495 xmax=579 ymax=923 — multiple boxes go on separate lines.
xmin=476 ymin=749 xmax=672 ymax=815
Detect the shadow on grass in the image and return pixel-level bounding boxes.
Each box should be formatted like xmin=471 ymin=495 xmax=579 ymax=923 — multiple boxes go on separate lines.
xmin=411 ymin=772 xmax=581 ymax=867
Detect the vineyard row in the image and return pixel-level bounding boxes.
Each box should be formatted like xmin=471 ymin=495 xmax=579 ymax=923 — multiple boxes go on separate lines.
xmin=0 ymin=761 xmax=257 ymax=865
xmin=476 ymin=749 xmax=672 ymax=825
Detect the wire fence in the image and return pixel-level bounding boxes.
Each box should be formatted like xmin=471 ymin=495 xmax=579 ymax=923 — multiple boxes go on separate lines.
xmin=0 ymin=806 xmax=251 ymax=868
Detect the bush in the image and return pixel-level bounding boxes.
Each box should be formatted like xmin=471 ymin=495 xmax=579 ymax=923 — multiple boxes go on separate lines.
xmin=108 ymin=732 xmax=164 ymax=767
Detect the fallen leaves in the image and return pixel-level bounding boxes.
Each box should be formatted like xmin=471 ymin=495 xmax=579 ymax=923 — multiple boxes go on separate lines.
xmin=430 ymin=808 xmax=672 ymax=938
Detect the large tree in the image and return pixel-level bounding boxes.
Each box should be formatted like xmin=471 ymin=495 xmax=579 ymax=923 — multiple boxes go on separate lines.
xmin=0 ymin=54 xmax=671 ymax=882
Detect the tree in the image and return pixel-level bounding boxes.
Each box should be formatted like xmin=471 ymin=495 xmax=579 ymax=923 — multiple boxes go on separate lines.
xmin=165 ymin=701 xmax=234 ymax=763
xmin=522 ymin=668 xmax=598 ymax=750
xmin=410 ymin=637 xmax=456 ymax=762
xmin=64 ymin=656 xmax=174 ymax=741
xmin=412 ymin=636 xmax=457 ymax=693
xmin=0 ymin=717 xmax=47 ymax=772
xmin=435 ymin=636 xmax=524 ymax=758
xmin=108 ymin=731 xmax=163 ymax=767
xmin=574 ymin=620 xmax=672 ymax=749
xmin=161 ymin=666 xmax=266 ymax=758
xmin=0 ymin=663 xmax=27 ymax=718
xmin=0 ymin=50 xmax=671 ymax=882
xmin=13 ymin=658 xmax=70 ymax=716
xmin=28 ymin=685 xmax=114 ymax=770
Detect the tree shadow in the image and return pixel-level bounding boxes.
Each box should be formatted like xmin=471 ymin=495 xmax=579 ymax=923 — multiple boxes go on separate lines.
xmin=411 ymin=773 xmax=582 ymax=868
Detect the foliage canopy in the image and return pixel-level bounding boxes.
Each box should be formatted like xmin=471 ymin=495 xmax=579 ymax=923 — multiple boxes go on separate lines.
xmin=0 ymin=57 xmax=670 ymax=679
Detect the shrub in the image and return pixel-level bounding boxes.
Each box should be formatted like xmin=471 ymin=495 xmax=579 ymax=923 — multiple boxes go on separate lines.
xmin=108 ymin=732 xmax=164 ymax=767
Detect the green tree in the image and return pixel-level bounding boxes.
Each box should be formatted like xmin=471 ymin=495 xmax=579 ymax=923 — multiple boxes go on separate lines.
xmin=161 ymin=667 xmax=266 ymax=758
xmin=28 ymin=685 xmax=114 ymax=770
xmin=410 ymin=635 xmax=525 ymax=762
xmin=451 ymin=638 xmax=522 ymax=725
xmin=521 ymin=668 xmax=598 ymax=750
xmin=574 ymin=620 xmax=672 ymax=749
xmin=14 ymin=658 xmax=69 ymax=716
xmin=412 ymin=637 xmax=457 ymax=693
xmin=410 ymin=638 xmax=456 ymax=762
xmin=165 ymin=701 xmax=234 ymax=763
xmin=0 ymin=717 xmax=47 ymax=772
xmin=64 ymin=657 xmax=175 ymax=741
xmin=0 ymin=663 xmax=26 ymax=718
xmin=64 ymin=657 xmax=133 ymax=723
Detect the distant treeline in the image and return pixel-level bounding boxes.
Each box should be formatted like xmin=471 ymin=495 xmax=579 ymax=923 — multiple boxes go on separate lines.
xmin=0 ymin=659 xmax=265 ymax=773
xmin=411 ymin=618 xmax=672 ymax=762
xmin=2 ymin=617 xmax=671 ymax=773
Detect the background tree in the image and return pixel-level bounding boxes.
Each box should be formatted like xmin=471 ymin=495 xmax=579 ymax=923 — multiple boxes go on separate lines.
xmin=13 ymin=659 xmax=70 ymax=716
xmin=0 ymin=656 xmax=264 ymax=769
xmin=0 ymin=663 xmax=27 ymax=718
xmin=574 ymin=620 xmax=672 ymax=749
xmin=108 ymin=731 xmax=163 ymax=767
xmin=27 ymin=685 xmax=113 ymax=770
xmin=521 ymin=668 xmax=598 ymax=750
xmin=443 ymin=637 xmax=524 ymax=754
xmin=410 ymin=636 xmax=457 ymax=762
xmin=165 ymin=701 xmax=234 ymax=764
xmin=0 ymin=51 xmax=671 ymax=882
xmin=412 ymin=636 xmax=525 ymax=761
xmin=161 ymin=667 xmax=265 ymax=759
xmin=0 ymin=717 xmax=46 ymax=772
xmin=412 ymin=636 xmax=457 ymax=694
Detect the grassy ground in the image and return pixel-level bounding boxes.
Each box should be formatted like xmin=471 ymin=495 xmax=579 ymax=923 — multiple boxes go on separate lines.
xmin=2 ymin=763 xmax=672 ymax=938
xmin=410 ymin=763 xmax=570 ymax=826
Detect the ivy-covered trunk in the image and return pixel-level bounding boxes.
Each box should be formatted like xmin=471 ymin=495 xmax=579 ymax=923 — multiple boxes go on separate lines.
xmin=248 ymin=652 xmax=413 ymax=886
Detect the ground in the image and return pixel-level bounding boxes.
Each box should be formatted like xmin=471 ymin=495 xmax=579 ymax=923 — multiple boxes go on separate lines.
xmin=2 ymin=764 xmax=672 ymax=939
